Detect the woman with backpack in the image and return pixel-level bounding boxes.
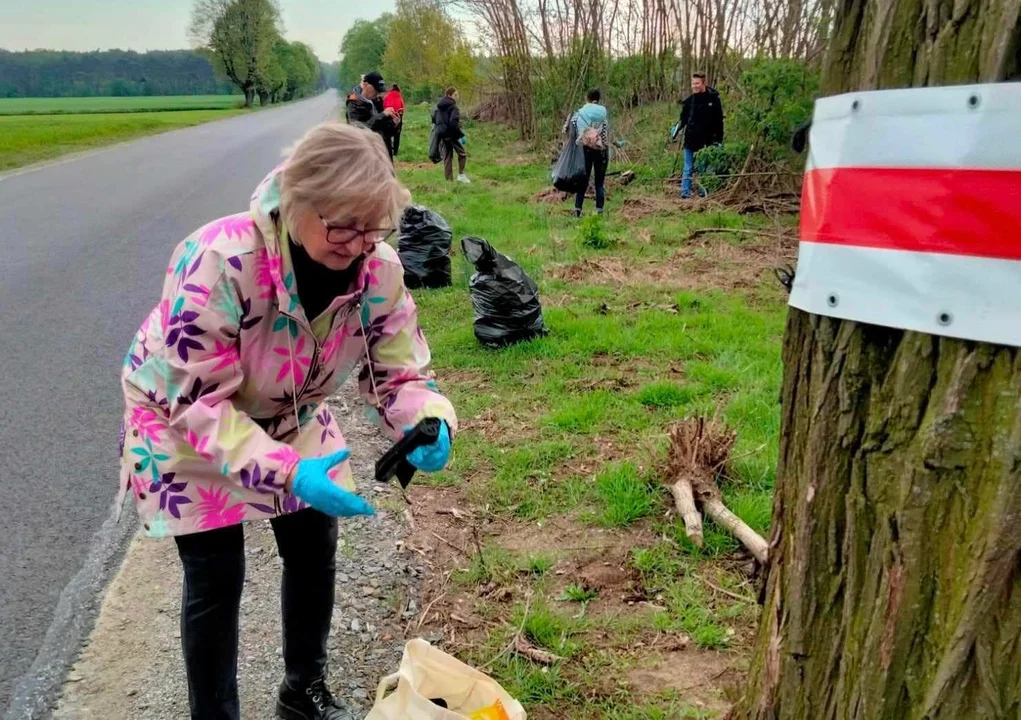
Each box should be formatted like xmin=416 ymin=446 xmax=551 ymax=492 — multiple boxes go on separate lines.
xmin=566 ymin=88 xmax=609 ymax=216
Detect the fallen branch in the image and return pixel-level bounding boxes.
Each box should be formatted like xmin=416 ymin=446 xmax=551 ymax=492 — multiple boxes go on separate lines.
xmin=513 ymin=634 xmax=565 ymax=665
xmin=695 ymin=574 xmax=756 ymax=604
xmin=671 ymin=476 xmax=703 ymax=547
xmin=429 ymin=530 xmax=472 ymax=559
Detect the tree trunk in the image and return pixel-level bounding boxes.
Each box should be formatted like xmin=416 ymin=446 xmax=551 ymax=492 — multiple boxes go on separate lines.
xmin=736 ymin=2 xmax=1021 ymax=719
xmin=243 ymin=87 xmax=255 ymax=108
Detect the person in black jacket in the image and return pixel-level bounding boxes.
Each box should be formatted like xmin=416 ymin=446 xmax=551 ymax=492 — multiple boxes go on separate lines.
xmin=677 ymin=73 xmax=724 ymax=198
xmin=433 ymin=87 xmax=469 ymax=183
xmin=345 ymin=71 xmax=399 ymax=161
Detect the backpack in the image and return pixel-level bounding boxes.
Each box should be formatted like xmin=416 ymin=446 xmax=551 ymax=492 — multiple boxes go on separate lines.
xmin=578 ymin=124 xmax=605 ymax=150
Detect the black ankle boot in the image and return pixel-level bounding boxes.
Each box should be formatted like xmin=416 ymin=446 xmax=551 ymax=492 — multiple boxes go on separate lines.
xmin=276 ymin=676 xmax=355 ymax=720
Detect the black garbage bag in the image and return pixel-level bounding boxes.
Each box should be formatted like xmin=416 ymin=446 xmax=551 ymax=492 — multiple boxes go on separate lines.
xmin=462 ymin=236 xmax=547 ymax=348
xmin=428 ymin=123 xmax=442 ymax=164
xmin=398 ymin=206 xmax=452 ymax=289
xmin=552 ymin=115 xmax=587 ymax=193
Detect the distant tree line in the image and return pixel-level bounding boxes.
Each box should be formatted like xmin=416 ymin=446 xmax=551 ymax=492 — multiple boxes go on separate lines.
xmin=0 ymin=49 xmax=237 ymax=98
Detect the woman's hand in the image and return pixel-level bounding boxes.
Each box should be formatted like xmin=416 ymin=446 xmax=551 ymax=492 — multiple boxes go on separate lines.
xmin=288 ymin=450 xmax=375 ymax=517
xmin=405 ymin=421 xmax=451 ymax=472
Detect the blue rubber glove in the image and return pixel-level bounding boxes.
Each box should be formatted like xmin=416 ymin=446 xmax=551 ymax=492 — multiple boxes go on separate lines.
xmin=459 ymin=136 xmax=467 ymax=146
xmin=291 ymin=450 xmax=375 ymax=517
xmin=405 ymin=421 xmax=451 ymax=472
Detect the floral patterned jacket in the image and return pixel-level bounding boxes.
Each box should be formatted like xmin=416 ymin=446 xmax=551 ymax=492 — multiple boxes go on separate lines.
xmin=117 ymin=167 xmax=457 ymax=537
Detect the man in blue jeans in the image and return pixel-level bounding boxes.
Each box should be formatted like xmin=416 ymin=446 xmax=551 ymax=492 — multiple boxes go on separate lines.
xmin=677 ymin=72 xmax=724 ymax=198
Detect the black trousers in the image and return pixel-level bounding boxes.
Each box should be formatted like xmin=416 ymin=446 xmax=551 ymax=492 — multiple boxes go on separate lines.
xmin=576 ymin=147 xmax=608 ymax=212
xmin=175 ymin=509 xmax=338 ymax=720
xmin=390 ymin=122 xmax=403 ymax=157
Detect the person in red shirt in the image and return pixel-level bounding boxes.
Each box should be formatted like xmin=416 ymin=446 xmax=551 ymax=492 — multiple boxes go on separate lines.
xmin=382 ymin=84 xmax=406 ymax=158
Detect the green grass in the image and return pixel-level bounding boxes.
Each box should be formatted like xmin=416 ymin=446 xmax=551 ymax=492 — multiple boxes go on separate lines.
xmin=393 ymin=104 xmax=785 ymax=717
xmin=0 ymin=108 xmax=246 ymax=171
xmin=0 ymin=95 xmax=244 ymax=115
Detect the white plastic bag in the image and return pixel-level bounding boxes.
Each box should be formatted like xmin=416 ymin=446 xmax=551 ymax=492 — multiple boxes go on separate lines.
xmin=366 ymin=639 xmax=526 ymax=720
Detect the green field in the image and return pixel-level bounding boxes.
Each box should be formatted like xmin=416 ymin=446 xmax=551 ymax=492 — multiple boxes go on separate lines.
xmin=0 ymin=109 xmax=246 ymax=171
xmin=0 ymin=95 xmax=244 ymax=115
xmin=393 ymin=106 xmax=792 ymax=717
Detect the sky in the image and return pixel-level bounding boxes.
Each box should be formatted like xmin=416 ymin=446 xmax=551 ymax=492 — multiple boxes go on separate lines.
xmin=0 ymin=0 xmax=395 ymax=62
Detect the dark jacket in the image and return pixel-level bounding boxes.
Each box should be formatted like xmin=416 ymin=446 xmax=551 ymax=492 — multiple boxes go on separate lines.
xmin=678 ymin=88 xmax=724 ymax=151
xmin=345 ymin=86 xmax=396 ymax=138
xmin=433 ymin=96 xmax=464 ymax=141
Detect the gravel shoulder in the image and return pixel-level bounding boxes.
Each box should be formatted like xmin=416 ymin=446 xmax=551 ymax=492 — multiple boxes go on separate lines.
xmin=53 ymin=381 xmax=429 ymax=719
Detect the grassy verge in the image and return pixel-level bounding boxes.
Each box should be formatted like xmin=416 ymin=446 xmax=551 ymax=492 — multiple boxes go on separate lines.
xmin=392 ymin=107 xmax=793 ymax=717
xmin=0 ymin=108 xmax=246 ymax=171
xmin=0 ymin=95 xmax=244 ymax=115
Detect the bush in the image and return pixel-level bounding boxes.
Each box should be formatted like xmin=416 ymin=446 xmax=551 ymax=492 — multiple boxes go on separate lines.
xmin=695 ymin=141 xmax=751 ymax=193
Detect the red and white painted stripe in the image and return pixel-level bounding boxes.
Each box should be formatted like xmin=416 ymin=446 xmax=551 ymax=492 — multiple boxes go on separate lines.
xmin=789 ymin=84 xmax=1021 ymax=346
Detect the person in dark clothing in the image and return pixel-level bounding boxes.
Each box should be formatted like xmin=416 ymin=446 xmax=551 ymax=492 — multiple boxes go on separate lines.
xmin=433 ymin=87 xmax=469 ymax=183
xmin=677 ymin=72 xmax=724 ymax=198
xmin=345 ymin=71 xmax=399 ymax=160
xmin=565 ymin=87 xmax=610 ymax=217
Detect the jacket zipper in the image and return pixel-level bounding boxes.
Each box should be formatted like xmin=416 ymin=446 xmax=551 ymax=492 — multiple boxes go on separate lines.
xmin=285 ymin=302 xmax=360 ymax=404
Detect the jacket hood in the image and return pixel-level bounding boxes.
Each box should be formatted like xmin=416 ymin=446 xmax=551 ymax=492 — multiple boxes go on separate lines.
xmin=437 ymin=96 xmax=455 ymax=110
xmin=247 ymin=166 xmax=373 ymax=323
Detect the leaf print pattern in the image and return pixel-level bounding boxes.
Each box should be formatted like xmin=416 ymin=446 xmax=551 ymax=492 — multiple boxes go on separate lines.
xmin=267 ymin=446 xmax=301 ymax=469
xmin=196 ymin=484 xmax=247 ymax=530
xmin=239 ymin=462 xmax=284 ymax=495
xmin=150 ymin=471 xmax=192 ymax=519
xmin=177 ymin=376 xmax=220 ymax=407
xmin=129 ymin=407 xmax=165 ymax=444
xmin=185 ymin=430 xmax=214 ymax=461
xmin=199 ymin=214 xmax=252 ymax=247
xmin=182 ymin=283 xmax=211 ymax=306
xmin=209 ymin=339 xmax=240 ymax=373
xmin=273 ymin=336 xmax=311 ymax=385
xmin=316 ymin=410 xmax=336 ymax=444
xmin=130 ymin=437 xmax=170 ymax=484
xmin=254 ymin=249 xmax=282 ymax=299
xmin=166 ymin=297 xmax=206 ymax=362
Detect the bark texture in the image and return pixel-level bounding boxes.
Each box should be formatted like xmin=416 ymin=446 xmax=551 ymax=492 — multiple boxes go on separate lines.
xmin=822 ymin=0 xmax=1021 ymax=92
xmin=737 ymin=3 xmax=1021 ymax=716
xmin=738 ymin=312 xmax=1021 ymax=719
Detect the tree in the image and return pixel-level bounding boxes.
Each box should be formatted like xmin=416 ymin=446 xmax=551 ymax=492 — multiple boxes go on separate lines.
xmin=383 ymin=0 xmax=477 ymax=103
xmin=337 ymin=16 xmax=391 ymax=91
xmin=734 ymin=2 xmax=1021 ymax=719
xmin=190 ymin=0 xmax=282 ymax=107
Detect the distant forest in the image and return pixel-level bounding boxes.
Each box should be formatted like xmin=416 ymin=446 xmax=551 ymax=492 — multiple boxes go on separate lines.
xmin=0 ymin=49 xmax=239 ymax=97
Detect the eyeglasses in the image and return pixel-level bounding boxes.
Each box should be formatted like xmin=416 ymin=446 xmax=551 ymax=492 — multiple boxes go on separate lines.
xmin=320 ymin=216 xmax=396 ymax=246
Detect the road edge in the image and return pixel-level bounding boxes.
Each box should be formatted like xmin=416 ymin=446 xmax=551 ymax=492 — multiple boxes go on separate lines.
xmin=0 ymin=90 xmax=338 ymax=183
xmin=3 ymin=503 xmax=136 ymax=720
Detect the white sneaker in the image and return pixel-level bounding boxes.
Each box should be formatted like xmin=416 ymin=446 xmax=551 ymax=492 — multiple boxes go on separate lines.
xmin=456 ymin=174 xmax=471 ymax=184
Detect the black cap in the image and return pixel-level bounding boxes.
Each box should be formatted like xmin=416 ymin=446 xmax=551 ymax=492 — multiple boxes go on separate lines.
xmin=363 ymin=71 xmax=386 ymax=93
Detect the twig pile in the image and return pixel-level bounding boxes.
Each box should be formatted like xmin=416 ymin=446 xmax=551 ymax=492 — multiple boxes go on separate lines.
xmin=666 ymin=418 xmax=768 ymax=564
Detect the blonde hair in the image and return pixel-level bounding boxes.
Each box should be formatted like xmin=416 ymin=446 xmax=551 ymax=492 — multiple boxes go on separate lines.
xmin=279 ymin=122 xmax=410 ymax=243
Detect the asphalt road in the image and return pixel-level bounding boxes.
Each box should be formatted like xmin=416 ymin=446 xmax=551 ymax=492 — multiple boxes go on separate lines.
xmin=0 ymin=92 xmax=340 ymax=717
